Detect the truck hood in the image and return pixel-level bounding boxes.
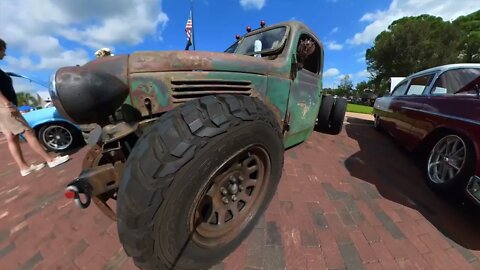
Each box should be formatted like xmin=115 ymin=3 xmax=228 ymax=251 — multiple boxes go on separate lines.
xmin=128 ymin=51 xmax=274 ymax=75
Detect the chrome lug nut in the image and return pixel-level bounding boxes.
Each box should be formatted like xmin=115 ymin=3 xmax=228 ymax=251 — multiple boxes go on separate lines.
xmin=222 ymin=197 xmax=229 ymax=204
xmin=220 ymin=187 xmax=228 ymax=195
xmin=238 ymin=185 xmax=244 ymax=191
xmin=231 ymin=195 xmax=237 ymax=202
xmin=238 ymin=176 xmax=244 ymax=182
xmin=228 ymin=183 xmax=238 ymax=195
xmin=229 ymin=175 xmax=237 ymax=184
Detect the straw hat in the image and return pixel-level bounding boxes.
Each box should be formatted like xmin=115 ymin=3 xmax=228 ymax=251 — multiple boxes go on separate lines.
xmin=95 ymin=48 xmax=114 ymax=58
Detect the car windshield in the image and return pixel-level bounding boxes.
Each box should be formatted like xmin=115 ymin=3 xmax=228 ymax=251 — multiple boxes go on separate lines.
xmin=6 ymin=72 xmax=51 ymax=111
xmin=228 ymin=26 xmax=287 ymax=56
xmin=432 ymin=68 xmax=480 ymax=95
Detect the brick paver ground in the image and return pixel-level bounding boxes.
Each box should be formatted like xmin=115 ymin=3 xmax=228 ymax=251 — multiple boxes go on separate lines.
xmin=1 ymin=113 xmax=480 ymax=270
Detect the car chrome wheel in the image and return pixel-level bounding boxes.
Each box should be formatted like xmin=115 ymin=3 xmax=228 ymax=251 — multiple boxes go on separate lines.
xmin=42 ymin=125 xmax=73 ymax=151
xmin=427 ymin=135 xmax=467 ymax=184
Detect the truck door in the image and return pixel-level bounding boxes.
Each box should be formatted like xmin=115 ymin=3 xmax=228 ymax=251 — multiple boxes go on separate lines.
xmin=285 ymin=33 xmax=322 ymax=146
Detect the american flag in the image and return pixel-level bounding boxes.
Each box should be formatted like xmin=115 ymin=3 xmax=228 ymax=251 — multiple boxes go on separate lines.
xmin=185 ymin=16 xmax=193 ymax=42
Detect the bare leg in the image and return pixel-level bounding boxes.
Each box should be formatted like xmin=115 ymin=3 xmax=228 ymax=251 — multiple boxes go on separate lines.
xmin=23 ymin=129 xmax=55 ymax=163
xmin=4 ymin=132 xmax=30 ymax=170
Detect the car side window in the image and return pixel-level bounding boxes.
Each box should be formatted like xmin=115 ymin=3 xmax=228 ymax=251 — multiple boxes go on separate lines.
xmin=431 ymin=68 xmax=480 ymax=95
xmin=406 ymin=74 xmax=434 ymax=95
xmin=391 ymin=81 xmax=408 ymax=96
xmin=296 ymin=34 xmax=320 ymax=74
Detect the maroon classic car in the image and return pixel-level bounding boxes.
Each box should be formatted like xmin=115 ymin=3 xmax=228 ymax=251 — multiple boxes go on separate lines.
xmin=373 ymin=64 xmax=480 ymax=205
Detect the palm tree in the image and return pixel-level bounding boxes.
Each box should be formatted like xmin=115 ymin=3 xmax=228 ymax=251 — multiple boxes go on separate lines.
xmin=16 ymin=92 xmax=39 ymax=107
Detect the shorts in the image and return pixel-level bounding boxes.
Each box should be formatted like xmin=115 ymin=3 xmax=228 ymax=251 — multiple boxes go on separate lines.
xmin=0 ymin=107 xmax=31 ymax=135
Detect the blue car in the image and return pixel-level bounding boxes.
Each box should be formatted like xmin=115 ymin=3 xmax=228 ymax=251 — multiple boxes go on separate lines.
xmin=22 ymin=107 xmax=84 ymax=152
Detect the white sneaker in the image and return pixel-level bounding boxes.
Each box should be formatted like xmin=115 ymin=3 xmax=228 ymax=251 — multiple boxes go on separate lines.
xmin=47 ymin=155 xmax=70 ymax=168
xmin=20 ymin=163 xmax=46 ymax=176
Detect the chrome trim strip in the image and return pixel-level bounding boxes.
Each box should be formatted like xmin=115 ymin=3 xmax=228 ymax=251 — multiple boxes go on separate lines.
xmin=402 ymin=106 xmax=480 ymax=126
xmin=466 ymin=175 xmax=480 ymax=205
xmin=48 ymin=71 xmax=59 ymax=102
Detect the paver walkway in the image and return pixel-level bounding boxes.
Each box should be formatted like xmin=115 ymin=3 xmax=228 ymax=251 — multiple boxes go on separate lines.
xmin=1 ymin=113 xmax=479 ymax=270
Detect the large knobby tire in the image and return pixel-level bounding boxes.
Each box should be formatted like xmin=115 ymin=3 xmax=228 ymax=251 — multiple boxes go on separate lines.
xmin=116 ymin=95 xmax=284 ymax=270
xmin=37 ymin=122 xmax=81 ymax=152
xmin=326 ymin=97 xmax=348 ymax=135
xmin=423 ymin=133 xmax=476 ymax=197
xmin=315 ymin=95 xmax=334 ymax=132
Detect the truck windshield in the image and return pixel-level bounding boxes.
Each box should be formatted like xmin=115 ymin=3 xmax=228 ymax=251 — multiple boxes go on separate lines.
xmin=224 ymin=41 xmax=238 ymax=53
xmin=228 ymin=26 xmax=287 ymax=56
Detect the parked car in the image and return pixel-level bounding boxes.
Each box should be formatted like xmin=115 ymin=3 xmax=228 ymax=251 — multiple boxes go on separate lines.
xmin=22 ymin=106 xmax=84 ymax=152
xmin=373 ymin=63 xmax=480 ymax=205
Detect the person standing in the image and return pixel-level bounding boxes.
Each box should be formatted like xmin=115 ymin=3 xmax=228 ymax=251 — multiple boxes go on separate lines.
xmin=0 ymin=38 xmax=70 ymax=176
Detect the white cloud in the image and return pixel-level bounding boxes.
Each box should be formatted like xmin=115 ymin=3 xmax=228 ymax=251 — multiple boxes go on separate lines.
xmin=348 ymin=0 xmax=478 ymax=45
xmin=37 ymin=50 xmax=90 ymax=70
xmin=4 ymin=56 xmax=34 ymax=71
xmin=355 ymin=70 xmax=370 ymax=78
xmin=239 ymin=0 xmax=266 ymax=10
xmin=0 ymin=0 xmax=169 ymax=72
xmin=327 ymin=41 xmax=343 ymax=51
xmin=330 ymin=27 xmax=339 ymax=34
xmin=336 ymin=74 xmax=353 ymax=80
xmin=324 ymin=68 xmax=340 ymax=77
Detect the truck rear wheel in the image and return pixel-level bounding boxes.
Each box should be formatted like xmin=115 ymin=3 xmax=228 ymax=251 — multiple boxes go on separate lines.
xmin=315 ymin=95 xmax=334 ymax=131
xmin=326 ymin=97 xmax=348 ymax=135
xmin=116 ymin=95 xmax=284 ymax=270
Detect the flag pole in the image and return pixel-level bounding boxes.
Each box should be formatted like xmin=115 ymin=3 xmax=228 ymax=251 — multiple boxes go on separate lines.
xmin=191 ymin=0 xmax=196 ymax=51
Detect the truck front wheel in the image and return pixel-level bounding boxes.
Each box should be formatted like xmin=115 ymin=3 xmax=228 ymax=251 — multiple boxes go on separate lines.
xmin=116 ymin=95 xmax=284 ymax=270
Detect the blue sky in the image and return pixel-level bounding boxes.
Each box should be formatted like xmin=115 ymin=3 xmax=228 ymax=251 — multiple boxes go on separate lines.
xmin=0 ymin=0 xmax=477 ymax=95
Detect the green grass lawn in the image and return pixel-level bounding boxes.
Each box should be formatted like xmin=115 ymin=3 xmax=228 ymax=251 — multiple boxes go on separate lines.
xmin=347 ymin=103 xmax=373 ymax=114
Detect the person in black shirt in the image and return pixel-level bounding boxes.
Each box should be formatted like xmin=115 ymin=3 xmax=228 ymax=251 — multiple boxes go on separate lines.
xmin=0 ymin=38 xmax=70 ymax=176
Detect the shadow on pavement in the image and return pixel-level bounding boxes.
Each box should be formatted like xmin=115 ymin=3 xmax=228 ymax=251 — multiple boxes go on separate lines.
xmin=343 ymin=116 xmax=480 ymax=250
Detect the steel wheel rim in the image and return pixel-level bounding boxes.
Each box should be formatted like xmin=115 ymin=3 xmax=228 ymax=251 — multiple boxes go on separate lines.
xmin=190 ymin=144 xmax=271 ymax=247
xmin=42 ymin=125 xmax=73 ymax=150
xmin=427 ymin=135 xmax=466 ymax=184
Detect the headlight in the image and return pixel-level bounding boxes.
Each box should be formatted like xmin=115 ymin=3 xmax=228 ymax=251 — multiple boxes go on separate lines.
xmin=51 ymin=55 xmax=130 ymax=125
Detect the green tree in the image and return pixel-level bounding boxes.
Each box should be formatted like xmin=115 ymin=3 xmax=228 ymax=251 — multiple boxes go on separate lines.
xmin=366 ymin=14 xmax=462 ymax=86
xmin=337 ymin=75 xmax=354 ymax=96
xmin=17 ymin=92 xmax=39 ymax=107
xmin=454 ymin=10 xmax=480 ymax=62
xmin=355 ymin=81 xmax=370 ymax=96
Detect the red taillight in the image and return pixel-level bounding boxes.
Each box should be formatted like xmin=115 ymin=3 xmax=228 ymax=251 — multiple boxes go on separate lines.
xmin=64 ymin=190 xmax=76 ymax=199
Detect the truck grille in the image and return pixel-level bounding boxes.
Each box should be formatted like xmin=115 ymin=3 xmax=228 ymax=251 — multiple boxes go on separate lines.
xmin=171 ymin=79 xmax=252 ymax=103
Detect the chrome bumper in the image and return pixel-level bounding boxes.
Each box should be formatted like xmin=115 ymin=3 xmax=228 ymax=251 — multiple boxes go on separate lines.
xmin=466 ymin=175 xmax=480 ymax=205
